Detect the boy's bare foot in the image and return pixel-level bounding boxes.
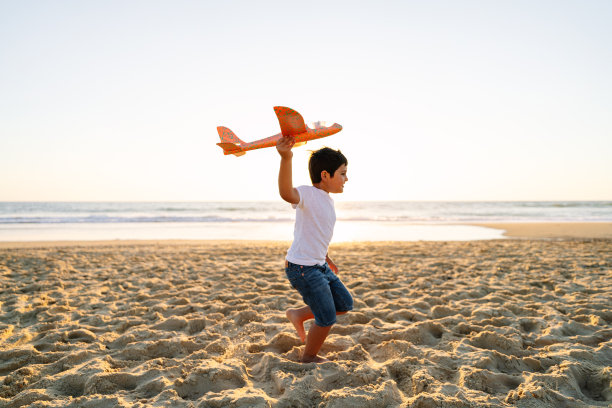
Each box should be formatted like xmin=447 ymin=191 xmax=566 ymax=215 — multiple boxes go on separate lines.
xmin=301 ymin=354 xmax=329 ymax=363
xmin=286 ymin=309 xmax=306 ymax=343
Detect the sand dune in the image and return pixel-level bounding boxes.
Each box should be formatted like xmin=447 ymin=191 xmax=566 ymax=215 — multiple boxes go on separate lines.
xmin=1 ymin=240 xmax=611 ymax=407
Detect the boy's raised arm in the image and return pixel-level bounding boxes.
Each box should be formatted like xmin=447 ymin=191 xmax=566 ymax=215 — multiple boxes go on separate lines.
xmin=276 ymin=136 xmax=300 ymax=204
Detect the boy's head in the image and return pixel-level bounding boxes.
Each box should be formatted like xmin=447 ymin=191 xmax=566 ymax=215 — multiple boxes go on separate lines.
xmin=308 ymin=147 xmax=348 ymax=184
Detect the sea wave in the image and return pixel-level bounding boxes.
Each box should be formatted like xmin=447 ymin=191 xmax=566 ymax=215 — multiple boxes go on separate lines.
xmin=0 ymin=216 xmax=295 ymax=224
xmin=2 ymin=215 xmax=611 ymax=225
xmin=1 ymin=201 xmax=611 ymax=225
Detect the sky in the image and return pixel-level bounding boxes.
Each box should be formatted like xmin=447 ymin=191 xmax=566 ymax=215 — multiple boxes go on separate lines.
xmin=1 ymin=0 xmax=611 ymax=202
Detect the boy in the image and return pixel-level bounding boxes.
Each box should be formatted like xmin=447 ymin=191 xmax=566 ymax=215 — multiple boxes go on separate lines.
xmin=276 ymin=135 xmax=353 ymax=363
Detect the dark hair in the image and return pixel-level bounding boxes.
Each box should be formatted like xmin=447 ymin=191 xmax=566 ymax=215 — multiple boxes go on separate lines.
xmin=308 ymin=147 xmax=348 ymax=184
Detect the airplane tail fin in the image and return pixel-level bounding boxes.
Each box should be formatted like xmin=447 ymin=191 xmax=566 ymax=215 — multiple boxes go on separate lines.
xmin=217 ymin=126 xmax=245 ymax=144
xmin=216 ymin=126 xmax=246 ymax=156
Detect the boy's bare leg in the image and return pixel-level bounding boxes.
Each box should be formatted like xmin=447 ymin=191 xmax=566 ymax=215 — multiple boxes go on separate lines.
xmin=302 ymin=323 xmax=333 ymax=363
xmin=286 ymin=307 xmax=348 ymax=343
xmin=286 ymin=306 xmax=313 ymax=343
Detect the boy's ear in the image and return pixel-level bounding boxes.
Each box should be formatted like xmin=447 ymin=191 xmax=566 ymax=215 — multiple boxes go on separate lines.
xmin=321 ymin=170 xmax=331 ymax=181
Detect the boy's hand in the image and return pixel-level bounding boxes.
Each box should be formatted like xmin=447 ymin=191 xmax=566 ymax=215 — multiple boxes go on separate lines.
xmin=276 ymin=135 xmax=295 ymax=158
xmin=277 ymin=135 xmax=299 ymax=204
xmin=326 ymin=256 xmax=339 ymax=274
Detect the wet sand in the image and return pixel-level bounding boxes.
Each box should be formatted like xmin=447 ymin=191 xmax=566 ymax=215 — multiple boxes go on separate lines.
xmin=1 ymin=239 xmax=611 ymax=407
xmin=476 ymin=222 xmax=612 ymax=240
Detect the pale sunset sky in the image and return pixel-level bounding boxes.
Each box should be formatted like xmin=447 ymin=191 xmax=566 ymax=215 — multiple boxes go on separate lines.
xmin=1 ymin=0 xmax=610 ymax=202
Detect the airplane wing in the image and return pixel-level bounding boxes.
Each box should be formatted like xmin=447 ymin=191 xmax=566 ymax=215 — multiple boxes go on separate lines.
xmin=274 ymin=106 xmax=307 ymax=136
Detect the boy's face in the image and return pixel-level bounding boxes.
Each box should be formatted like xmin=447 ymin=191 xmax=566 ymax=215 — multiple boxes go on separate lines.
xmin=326 ymin=164 xmax=348 ymax=193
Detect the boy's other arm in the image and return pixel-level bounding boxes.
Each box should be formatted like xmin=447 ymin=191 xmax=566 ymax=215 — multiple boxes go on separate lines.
xmin=326 ymin=254 xmax=339 ymax=274
xmin=276 ymin=136 xmax=300 ymax=204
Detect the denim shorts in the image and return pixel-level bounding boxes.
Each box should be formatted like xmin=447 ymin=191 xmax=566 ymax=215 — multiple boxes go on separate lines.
xmin=285 ymin=261 xmax=353 ymax=327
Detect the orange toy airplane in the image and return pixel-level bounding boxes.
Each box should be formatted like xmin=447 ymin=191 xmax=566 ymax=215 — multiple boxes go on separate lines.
xmin=217 ymin=106 xmax=342 ymax=156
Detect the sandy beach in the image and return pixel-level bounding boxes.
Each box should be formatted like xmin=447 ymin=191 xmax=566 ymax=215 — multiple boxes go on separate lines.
xmin=1 ymin=236 xmax=611 ymax=407
xmin=476 ymin=222 xmax=612 ymax=240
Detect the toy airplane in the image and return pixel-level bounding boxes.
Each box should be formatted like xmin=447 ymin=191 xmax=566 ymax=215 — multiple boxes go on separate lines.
xmin=217 ymin=106 xmax=342 ymax=156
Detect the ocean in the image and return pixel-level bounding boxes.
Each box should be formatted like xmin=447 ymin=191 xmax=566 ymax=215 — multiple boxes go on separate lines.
xmin=1 ymin=201 xmax=610 ymax=242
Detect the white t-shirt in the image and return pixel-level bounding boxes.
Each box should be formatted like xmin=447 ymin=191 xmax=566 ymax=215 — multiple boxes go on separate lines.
xmin=286 ymin=185 xmax=336 ymax=266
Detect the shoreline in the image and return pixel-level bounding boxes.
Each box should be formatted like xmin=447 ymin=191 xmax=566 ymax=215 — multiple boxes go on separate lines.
xmin=0 ymin=222 xmax=610 ymax=248
xmin=474 ymin=221 xmax=612 ymax=239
